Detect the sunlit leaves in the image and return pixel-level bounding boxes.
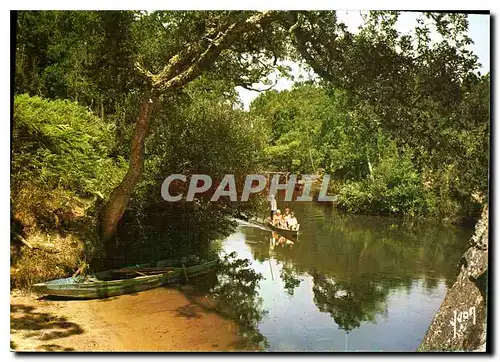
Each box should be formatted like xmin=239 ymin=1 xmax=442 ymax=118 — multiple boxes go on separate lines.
xmin=12 ymin=94 xmax=127 ymax=197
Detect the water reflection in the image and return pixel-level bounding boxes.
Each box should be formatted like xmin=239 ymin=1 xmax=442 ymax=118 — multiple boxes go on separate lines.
xmin=202 ymin=252 xmax=268 ymax=349
xmin=270 ymin=231 xmax=297 ymax=249
xmin=279 ymin=262 xmax=301 ymax=297
xmin=312 ymin=273 xmax=386 ymax=332
xmin=216 ymin=202 xmax=471 ymax=351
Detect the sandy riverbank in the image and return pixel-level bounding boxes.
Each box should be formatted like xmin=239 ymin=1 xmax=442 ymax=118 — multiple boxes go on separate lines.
xmin=10 ymin=285 xmax=255 ymax=352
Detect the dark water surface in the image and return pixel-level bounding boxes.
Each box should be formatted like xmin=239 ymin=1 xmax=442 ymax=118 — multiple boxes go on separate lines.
xmin=216 ymin=201 xmax=472 ymax=351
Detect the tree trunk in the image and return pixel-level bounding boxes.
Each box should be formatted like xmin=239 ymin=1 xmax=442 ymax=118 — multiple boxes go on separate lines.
xmin=101 ymin=92 xmax=152 ymax=255
xmin=367 ymin=152 xmax=374 ymax=181
xmin=98 ymin=12 xmax=278 ymax=259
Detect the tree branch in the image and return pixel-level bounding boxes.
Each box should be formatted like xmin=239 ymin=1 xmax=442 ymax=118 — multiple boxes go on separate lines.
xmin=239 ymin=80 xmax=278 ymax=92
xmin=285 ymin=12 xmax=336 ymax=84
xmin=153 ymin=11 xmax=278 ymax=92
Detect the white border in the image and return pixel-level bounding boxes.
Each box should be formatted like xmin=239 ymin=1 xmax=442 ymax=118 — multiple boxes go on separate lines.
xmin=2 ymin=1 xmax=496 ymax=361
xmin=0 ymin=0 xmax=497 ymax=10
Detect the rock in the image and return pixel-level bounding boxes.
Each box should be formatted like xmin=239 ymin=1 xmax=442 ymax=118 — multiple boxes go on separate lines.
xmin=418 ymin=205 xmax=488 ymax=352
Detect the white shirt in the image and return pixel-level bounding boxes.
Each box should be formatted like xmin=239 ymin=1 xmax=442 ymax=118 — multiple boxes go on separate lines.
xmin=270 ymin=198 xmax=277 ymax=211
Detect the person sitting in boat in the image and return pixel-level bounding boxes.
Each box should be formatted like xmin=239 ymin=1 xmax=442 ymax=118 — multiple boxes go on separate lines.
xmin=282 ymin=209 xmax=293 ymax=228
xmin=272 ymin=209 xmax=281 ymax=225
xmin=271 ymin=209 xmax=278 ymax=224
xmin=287 ymin=212 xmax=299 ymax=231
xmin=273 ymin=209 xmax=285 ymax=227
xmin=283 ymin=208 xmax=291 ymax=225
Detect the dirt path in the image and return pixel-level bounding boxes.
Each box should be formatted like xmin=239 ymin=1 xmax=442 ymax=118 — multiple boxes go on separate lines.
xmin=10 ymin=286 xmax=255 ymax=352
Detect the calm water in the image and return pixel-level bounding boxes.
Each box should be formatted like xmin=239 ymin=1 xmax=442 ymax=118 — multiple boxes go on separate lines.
xmin=214 ymin=201 xmax=472 ymax=352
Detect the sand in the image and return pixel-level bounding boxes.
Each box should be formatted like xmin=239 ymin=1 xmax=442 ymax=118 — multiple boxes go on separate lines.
xmin=10 ymin=286 xmax=255 ymax=352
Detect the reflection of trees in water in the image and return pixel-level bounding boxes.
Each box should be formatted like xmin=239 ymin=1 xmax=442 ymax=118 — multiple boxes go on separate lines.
xmin=207 ymin=252 xmax=268 ymax=348
xmin=240 ymin=203 xmax=470 ymax=333
xmin=312 ymin=273 xmax=387 ymax=332
xmin=112 ymin=201 xmax=239 ymax=267
xmin=277 ymin=204 xmax=466 ymax=288
xmin=279 ymin=262 xmax=302 ymax=296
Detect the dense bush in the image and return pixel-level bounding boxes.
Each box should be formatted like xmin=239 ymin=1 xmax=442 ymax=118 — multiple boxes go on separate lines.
xmin=11 ymin=94 xmax=128 ymax=286
xmin=250 ymin=83 xmax=329 ymax=173
xmin=112 ymin=80 xmax=269 ymax=265
xmin=337 ymin=144 xmax=436 ymax=217
xmin=12 ymin=94 xmax=127 ymax=197
xmin=251 ymin=79 xmax=487 ymax=222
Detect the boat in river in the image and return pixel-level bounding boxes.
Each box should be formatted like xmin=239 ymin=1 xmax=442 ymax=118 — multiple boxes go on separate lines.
xmin=247 ymin=218 xmax=300 ymax=240
xmin=32 ymin=259 xmax=218 ymax=299
xmin=266 ymin=221 xmax=300 ymax=240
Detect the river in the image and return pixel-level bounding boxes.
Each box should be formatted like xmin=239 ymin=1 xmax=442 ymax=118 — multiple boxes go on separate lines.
xmin=11 ymin=200 xmax=474 ymax=352
xmin=209 ymin=201 xmax=472 ymax=352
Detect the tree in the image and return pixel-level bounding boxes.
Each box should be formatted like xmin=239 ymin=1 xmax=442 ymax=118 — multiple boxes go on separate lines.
xmin=14 ymin=10 xmax=488 ymax=250
xmin=14 ymin=10 xmax=298 ymax=257
xmin=250 ymin=83 xmax=327 ymax=173
xmin=100 ymin=11 xmax=293 ymax=251
xmin=280 ymin=11 xmax=488 ymax=219
xmin=109 ymin=77 xmax=270 ymax=264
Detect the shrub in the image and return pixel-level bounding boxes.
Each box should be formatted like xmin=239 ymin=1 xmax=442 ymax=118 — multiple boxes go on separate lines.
xmin=338 ymin=144 xmax=436 ymax=217
xmin=11 ymin=94 xmax=126 ymax=288
xmin=12 ymin=94 xmax=126 ymax=198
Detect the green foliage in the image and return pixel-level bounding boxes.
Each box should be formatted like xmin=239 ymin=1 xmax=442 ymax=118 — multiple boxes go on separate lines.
xmin=337 ymin=144 xmax=436 ymax=217
xmin=13 ymin=10 xmax=298 ymax=264
xmin=284 ymin=11 xmax=489 ymax=219
xmin=11 ymin=94 xmax=126 ymax=286
xmin=250 ymin=11 xmax=488 ymax=221
xmin=15 ymin=11 xmax=140 ymax=113
xmin=12 ymin=94 xmax=127 ymax=197
xmin=251 ymin=83 xmax=330 ymax=173
xmin=139 ymin=76 xmax=268 ymax=208
xmin=12 ymin=10 xmax=489 ymax=262
xmin=15 ymin=10 xmax=144 ymax=164
xmin=112 ymin=77 xmax=269 ymax=263
xmin=253 ymin=67 xmax=487 ymax=220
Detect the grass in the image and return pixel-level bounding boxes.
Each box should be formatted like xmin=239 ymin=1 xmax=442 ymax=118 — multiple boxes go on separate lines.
xmin=11 ymin=232 xmax=87 ymax=290
xmin=11 ymin=183 xmax=102 ymax=290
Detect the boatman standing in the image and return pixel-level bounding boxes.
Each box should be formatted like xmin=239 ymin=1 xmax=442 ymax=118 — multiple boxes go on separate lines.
xmin=269 ymin=194 xmax=277 ymax=219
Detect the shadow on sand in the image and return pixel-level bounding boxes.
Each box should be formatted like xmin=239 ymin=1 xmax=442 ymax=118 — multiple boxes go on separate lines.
xmin=10 ymin=304 xmax=83 ymax=351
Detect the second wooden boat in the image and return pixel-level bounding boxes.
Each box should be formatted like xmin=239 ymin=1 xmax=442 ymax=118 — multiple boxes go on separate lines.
xmin=32 ymin=260 xmax=218 ymax=300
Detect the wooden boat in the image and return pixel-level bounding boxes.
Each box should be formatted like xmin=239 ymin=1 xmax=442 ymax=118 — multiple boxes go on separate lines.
xmin=247 ymin=218 xmax=300 ymax=240
xmin=266 ymin=221 xmax=299 ymax=240
xmin=32 ymin=260 xmax=218 ymax=300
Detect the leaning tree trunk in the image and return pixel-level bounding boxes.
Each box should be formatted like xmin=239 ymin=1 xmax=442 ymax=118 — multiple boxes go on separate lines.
xmin=418 ymin=205 xmax=488 ymax=352
xmin=98 ymin=12 xmax=279 ymax=257
xmin=101 ymin=92 xmax=152 ymax=254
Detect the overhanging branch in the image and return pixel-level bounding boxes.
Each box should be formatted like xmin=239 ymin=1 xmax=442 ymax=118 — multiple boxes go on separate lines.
xmin=152 ymin=11 xmax=278 ymax=91
xmin=239 ymin=80 xmax=278 ymax=92
xmin=284 ymin=12 xmax=336 ymax=84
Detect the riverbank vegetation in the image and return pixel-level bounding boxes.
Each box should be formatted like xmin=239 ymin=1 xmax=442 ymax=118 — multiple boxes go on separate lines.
xmin=250 ymin=11 xmax=489 ymax=221
xmin=11 ymin=11 xmax=488 ymax=289
xmin=251 ymin=73 xmax=488 ymax=221
xmin=11 ymin=94 xmax=127 ymax=287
